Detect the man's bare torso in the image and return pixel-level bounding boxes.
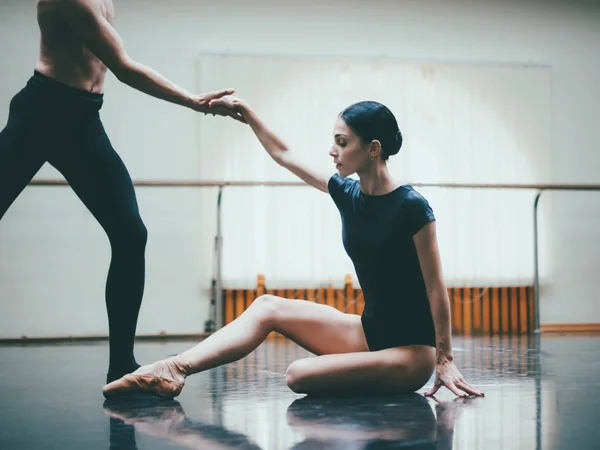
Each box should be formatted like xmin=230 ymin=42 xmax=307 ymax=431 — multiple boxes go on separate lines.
xmin=35 ymin=0 xmax=114 ymax=93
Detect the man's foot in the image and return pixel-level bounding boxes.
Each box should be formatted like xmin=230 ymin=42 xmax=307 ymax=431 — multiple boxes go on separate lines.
xmin=103 ymin=358 xmax=190 ymax=399
xmin=107 ymin=363 xmax=141 ymax=384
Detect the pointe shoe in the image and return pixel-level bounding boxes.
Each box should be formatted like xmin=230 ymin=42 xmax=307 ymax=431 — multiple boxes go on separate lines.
xmin=102 ymin=358 xmax=190 ymax=399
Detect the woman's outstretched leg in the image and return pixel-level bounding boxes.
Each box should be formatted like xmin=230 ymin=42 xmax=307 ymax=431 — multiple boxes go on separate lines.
xmin=103 ymin=295 xmax=369 ymax=398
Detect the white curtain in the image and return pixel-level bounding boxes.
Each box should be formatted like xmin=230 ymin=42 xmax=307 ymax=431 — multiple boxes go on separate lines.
xmin=194 ymin=54 xmax=551 ymax=288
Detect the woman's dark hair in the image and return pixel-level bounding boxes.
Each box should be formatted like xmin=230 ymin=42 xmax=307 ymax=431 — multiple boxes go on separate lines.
xmin=339 ymin=101 xmax=403 ymax=161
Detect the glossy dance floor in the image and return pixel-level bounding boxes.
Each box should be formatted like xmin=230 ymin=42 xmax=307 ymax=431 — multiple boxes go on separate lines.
xmin=1 ymin=334 xmax=599 ymax=449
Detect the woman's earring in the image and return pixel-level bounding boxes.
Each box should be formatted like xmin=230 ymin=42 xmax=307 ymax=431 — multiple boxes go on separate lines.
xmin=369 ymin=155 xmax=375 ymax=161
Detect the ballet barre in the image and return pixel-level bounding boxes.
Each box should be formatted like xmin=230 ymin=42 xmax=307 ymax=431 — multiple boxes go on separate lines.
xmin=28 ymin=178 xmax=600 ymax=332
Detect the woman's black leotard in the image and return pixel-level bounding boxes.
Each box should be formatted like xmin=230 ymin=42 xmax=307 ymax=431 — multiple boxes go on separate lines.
xmin=328 ymin=173 xmax=436 ymax=351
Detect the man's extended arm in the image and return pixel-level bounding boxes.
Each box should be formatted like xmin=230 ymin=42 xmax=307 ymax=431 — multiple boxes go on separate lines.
xmin=58 ymin=0 xmax=241 ymax=120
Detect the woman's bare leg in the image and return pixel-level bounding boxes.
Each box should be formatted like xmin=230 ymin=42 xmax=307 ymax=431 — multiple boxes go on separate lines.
xmin=103 ymin=294 xmax=369 ymax=398
xmin=285 ymin=346 xmax=436 ymax=395
xmin=177 ymin=294 xmax=369 ymax=372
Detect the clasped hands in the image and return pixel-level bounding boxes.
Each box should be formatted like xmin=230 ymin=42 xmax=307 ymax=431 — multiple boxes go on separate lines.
xmin=190 ymin=88 xmax=246 ymax=123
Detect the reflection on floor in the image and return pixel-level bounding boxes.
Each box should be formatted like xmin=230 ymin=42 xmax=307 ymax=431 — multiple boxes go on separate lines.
xmin=1 ymin=334 xmax=599 ymax=449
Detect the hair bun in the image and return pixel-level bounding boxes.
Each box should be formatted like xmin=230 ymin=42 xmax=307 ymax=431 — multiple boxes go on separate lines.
xmin=390 ymin=129 xmax=403 ymax=155
xmin=339 ymin=101 xmax=402 ymax=161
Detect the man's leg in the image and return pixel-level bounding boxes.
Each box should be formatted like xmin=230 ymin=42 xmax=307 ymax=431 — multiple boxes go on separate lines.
xmin=0 ymin=91 xmax=47 ymax=221
xmin=49 ymin=115 xmax=147 ymax=383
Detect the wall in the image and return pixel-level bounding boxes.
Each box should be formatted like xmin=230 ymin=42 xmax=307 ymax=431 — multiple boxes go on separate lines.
xmin=0 ymin=0 xmax=599 ymax=338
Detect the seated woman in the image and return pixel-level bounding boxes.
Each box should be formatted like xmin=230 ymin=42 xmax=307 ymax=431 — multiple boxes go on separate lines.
xmin=103 ymin=97 xmax=483 ymax=400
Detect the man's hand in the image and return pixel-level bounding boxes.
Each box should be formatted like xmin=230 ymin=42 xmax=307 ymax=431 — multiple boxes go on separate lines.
xmin=190 ymin=90 xmax=247 ymax=123
xmin=207 ymin=95 xmax=248 ymax=111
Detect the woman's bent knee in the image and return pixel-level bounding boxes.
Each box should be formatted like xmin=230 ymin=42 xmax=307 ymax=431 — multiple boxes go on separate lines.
xmin=246 ymin=294 xmax=280 ymax=327
xmin=285 ymin=360 xmax=307 ymax=393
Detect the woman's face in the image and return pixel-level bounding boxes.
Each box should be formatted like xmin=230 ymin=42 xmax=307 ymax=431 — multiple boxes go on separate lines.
xmin=329 ymin=117 xmax=371 ymax=177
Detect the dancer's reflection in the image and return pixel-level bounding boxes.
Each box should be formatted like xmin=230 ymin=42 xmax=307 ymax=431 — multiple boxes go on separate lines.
xmin=108 ymin=415 xmax=138 ymax=450
xmin=286 ymin=394 xmax=474 ymax=449
xmin=104 ymin=394 xmax=473 ymax=449
xmin=104 ymin=398 xmax=262 ymax=450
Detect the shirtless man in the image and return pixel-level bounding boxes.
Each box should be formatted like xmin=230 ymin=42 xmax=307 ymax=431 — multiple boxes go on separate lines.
xmin=0 ymin=0 xmax=243 ymax=383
